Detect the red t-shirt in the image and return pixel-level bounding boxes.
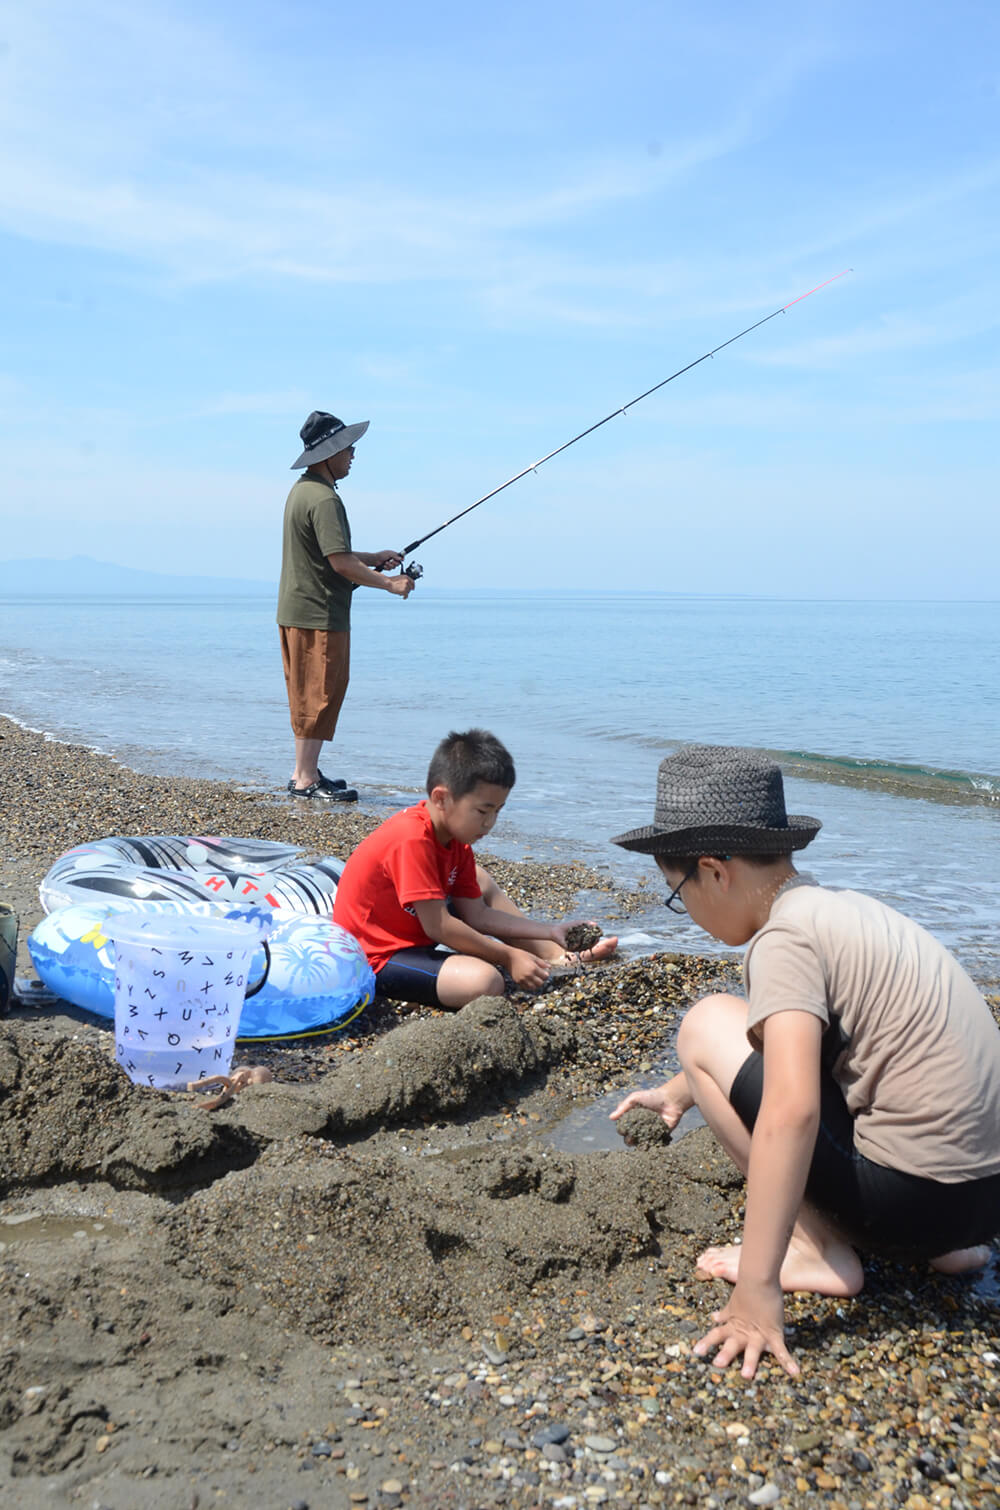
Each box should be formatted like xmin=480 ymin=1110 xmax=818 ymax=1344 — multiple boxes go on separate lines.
xmin=332 ymin=803 xmax=480 ymax=971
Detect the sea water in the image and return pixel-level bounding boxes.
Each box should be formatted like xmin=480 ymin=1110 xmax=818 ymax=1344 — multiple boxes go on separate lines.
xmin=1 ymin=591 xmax=997 ymax=984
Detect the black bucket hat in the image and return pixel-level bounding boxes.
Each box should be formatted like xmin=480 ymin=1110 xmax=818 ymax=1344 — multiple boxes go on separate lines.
xmin=611 ymin=744 xmax=821 ymax=856
xmin=291 ymin=411 xmax=370 ymax=470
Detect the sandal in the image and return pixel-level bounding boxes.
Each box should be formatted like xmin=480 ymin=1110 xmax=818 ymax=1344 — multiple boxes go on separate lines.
xmin=290 ymin=780 xmax=358 ymax=803
xmin=286 ymin=769 xmax=347 ymax=793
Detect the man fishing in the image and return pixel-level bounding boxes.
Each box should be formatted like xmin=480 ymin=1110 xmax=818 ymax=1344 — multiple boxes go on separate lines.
xmin=275 ymin=278 xmax=846 ymax=804
xmin=277 ymin=411 xmax=414 ymax=803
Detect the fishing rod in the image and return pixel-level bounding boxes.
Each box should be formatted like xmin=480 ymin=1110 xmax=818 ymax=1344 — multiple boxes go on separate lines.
xmin=390 ymin=268 xmax=851 ymax=582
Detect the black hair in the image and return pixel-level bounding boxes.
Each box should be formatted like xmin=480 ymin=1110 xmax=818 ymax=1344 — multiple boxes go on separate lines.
xmin=659 ymin=853 xmax=787 ymax=873
xmin=426 ymin=729 xmax=516 ymax=799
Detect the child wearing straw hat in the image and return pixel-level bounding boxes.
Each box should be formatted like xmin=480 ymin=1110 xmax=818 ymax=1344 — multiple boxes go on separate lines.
xmin=610 ymin=745 xmax=1000 ymax=1381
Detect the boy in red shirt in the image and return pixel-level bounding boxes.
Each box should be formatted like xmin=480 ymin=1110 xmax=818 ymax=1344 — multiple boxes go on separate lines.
xmin=333 ymin=728 xmax=616 ymax=1009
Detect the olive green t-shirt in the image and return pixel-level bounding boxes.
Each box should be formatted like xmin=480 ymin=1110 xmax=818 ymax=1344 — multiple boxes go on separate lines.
xmin=276 ymin=476 xmax=354 ymax=631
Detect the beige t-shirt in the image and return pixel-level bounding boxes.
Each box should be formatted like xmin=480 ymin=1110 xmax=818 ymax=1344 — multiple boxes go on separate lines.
xmin=743 ymin=881 xmax=1000 ymax=1182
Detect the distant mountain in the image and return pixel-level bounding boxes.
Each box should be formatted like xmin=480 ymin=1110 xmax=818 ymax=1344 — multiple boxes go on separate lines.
xmin=0 ymin=555 xmax=276 ymax=596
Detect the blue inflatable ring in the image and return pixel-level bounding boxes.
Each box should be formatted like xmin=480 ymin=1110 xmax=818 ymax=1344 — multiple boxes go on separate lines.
xmin=28 ymin=836 xmax=375 ymax=1039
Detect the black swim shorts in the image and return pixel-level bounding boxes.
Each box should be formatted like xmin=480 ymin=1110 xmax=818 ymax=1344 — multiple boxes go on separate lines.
xmin=375 ymin=946 xmax=453 ymax=1006
xmin=730 ymin=1052 xmax=1000 ymax=1260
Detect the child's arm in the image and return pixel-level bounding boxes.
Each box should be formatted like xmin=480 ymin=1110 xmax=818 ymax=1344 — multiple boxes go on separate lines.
xmin=411 ymin=899 xmax=549 ymax=990
xmin=452 ymin=894 xmax=567 ymax=948
xmin=693 ymin=1010 xmax=822 ymax=1380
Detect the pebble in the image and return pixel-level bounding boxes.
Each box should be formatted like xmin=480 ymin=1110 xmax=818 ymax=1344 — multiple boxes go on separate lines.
xmin=531 ymin=1423 xmax=571 ymax=1446
xmin=748 ymin=1486 xmax=781 ymax=1506
xmin=584 ymin=1434 xmax=617 ymax=1454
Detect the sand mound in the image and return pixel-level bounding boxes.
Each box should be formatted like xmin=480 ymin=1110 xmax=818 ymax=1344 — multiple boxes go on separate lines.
xmin=166 ymin=1132 xmax=733 ymax=1345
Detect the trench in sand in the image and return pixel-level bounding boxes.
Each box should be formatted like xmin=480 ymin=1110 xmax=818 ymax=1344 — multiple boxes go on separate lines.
xmin=2 ymin=977 xmax=996 ymax=1311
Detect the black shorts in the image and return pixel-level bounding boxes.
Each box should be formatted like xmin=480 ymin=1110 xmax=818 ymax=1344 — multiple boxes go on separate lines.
xmin=730 ymin=1052 xmax=1000 ymax=1259
xmin=375 ymin=947 xmax=452 ymax=1006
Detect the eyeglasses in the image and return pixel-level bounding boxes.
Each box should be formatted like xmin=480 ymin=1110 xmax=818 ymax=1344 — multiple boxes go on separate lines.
xmin=664 ymin=861 xmax=699 ymax=915
xmin=663 ymin=856 xmax=730 ymax=914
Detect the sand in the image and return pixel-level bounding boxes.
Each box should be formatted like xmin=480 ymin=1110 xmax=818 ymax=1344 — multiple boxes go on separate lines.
xmin=1 ymin=716 xmax=998 ymax=1510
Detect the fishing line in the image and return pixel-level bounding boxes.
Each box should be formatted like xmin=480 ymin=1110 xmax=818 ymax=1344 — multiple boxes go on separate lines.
xmin=395 ymin=269 xmax=851 ymax=579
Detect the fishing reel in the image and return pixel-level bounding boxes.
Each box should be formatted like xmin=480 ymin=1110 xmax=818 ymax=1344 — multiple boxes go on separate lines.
xmin=368 ymin=556 xmax=422 ymax=587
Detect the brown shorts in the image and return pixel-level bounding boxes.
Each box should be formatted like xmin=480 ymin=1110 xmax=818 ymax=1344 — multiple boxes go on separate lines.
xmin=279 ymin=627 xmax=350 ymax=740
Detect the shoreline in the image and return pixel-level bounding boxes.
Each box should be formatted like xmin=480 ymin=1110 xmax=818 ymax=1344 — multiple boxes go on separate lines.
xmin=1 ymin=716 xmax=998 ymax=1507
xmin=0 ymin=713 xmax=654 ymax=977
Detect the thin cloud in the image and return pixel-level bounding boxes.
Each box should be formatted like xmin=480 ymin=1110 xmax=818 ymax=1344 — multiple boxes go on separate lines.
xmin=0 ymin=1 xmax=826 ymax=302
xmin=749 ymin=288 xmax=1000 ymax=369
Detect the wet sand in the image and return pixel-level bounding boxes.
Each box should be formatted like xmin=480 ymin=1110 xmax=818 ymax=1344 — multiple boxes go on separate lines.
xmin=1 ymin=715 xmax=998 ymax=1510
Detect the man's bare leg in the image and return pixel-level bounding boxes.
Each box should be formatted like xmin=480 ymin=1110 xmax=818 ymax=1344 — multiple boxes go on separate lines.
xmin=293 ymin=736 xmax=324 ymax=790
xmin=474 ymin=865 xmax=618 ymax=964
xmin=678 ymin=993 xmax=865 ymax=1298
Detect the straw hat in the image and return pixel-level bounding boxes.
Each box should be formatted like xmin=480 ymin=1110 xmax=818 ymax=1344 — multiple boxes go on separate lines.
xmin=291 ymin=411 xmax=370 ymax=470
xmin=611 ymin=745 xmax=821 ymax=855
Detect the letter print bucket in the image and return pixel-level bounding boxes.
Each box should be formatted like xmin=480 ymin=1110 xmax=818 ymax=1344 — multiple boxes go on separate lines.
xmin=110 ymin=913 xmax=270 ymax=1089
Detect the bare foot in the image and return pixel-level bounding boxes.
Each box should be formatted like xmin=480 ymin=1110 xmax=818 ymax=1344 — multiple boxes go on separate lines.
xmin=930 ymin=1245 xmax=992 ymax=1274
xmin=561 ymin=935 xmax=619 ymax=966
xmin=190 ymin=1065 xmax=273 ymax=1110
xmin=696 ymin=1235 xmax=864 ymax=1297
xmin=581 ymin=934 xmax=618 ymax=963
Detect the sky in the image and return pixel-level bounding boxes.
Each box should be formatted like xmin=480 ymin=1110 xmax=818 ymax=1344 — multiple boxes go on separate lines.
xmin=1 ymin=0 xmax=998 ymax=596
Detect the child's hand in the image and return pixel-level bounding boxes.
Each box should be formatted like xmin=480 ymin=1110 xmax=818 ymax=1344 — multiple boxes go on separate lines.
xmin=692 ymin=1281 xmax=799 ymax=1381
xmin=550 ymin=921 xmax=585 ymax=949
xmin=609 ymin=1071 xmax=693 ymax=1130
xmin=551 ymin=921 xmax=619 ymax=964
xmin=508 ymin=949 xmax=551 ymax=991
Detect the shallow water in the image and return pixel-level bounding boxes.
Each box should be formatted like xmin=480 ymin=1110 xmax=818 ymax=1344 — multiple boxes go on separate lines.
xmin=542 ymin=1090 xmax=707 ymax=1155
xmin=1 ymin=590 xmax=998 ymax=980
xmin=0 ymin=1213 xmax=124 ymax=1250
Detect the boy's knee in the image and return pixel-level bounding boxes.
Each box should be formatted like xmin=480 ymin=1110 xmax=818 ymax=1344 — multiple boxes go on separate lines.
xmin=476 ymin=964 xmax=507 ymax=999
xmin=437 ymin=957 xmax=506 ymax=1010
xmin=677 ymin=991 xmax=746 ymax=1065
